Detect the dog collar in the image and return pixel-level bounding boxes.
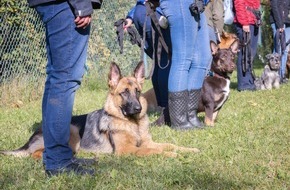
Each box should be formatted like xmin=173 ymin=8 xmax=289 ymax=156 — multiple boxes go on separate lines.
xmin=207 ymin=70 xmax=214 ymax=77
xmin=207 ymin=70 xmax=230 ymax=79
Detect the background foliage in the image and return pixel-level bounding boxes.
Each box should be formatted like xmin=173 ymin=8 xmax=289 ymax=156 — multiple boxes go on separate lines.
xmin=0 ymin=0 xmax=275 ymax=107
xmin=0 ymin=0 xmax=142 ymax=106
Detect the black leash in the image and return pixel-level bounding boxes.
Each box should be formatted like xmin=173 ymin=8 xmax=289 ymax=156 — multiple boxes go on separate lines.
xmin=241 ymin=31 xmax=256 ymax=79
xmin=143 ymin=1 xmax=171 ymax=79
xmin=114 ymin=19 xmax=142 ymax=54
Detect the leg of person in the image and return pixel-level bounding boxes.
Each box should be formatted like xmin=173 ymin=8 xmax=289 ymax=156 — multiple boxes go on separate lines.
xmin=36 ymin=1 xmax=95 ymax=176
xmin=207 ymin=25 xmax=216 ymax=70
xmin=151 ymin=11 xmax=172 ymax=126
xmin=134 ymin=4 xmax=171 ymax=126
xmin=281 ymin=24 xmax=290 ymax=83
xmin=235 ymin=24 xmax=256 ymax=91
xmin=188 ymin=13 xmax=211 ymax=128
xmin=133 ymin=4 xmax=154 ymax=58
xmin=160 ymin=0 xmax=194 ymax=130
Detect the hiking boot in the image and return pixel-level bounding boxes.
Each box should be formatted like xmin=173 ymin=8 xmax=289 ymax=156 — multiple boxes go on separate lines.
xmin=45 ymin=162 xmax=95 ymax=177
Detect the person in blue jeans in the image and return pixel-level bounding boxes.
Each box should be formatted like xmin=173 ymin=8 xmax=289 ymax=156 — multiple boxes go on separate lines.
xmin=27 ymin=0 xmax=100 ymax=176
xmin=270 ymin=0 xmax=290 ymax=84
xmin=159 ymin=0 xmax=211 ymax=130
xmin=124 ymin=0 xmax=172 ymax=126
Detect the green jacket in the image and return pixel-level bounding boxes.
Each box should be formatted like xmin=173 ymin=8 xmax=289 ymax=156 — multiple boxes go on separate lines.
xmin=204 ymin=0 xmax=225 ymax=33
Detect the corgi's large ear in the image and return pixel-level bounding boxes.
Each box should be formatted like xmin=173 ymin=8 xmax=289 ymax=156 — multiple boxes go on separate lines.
xmin=108 ymin=62 xmax=122 ymax=90
xmin=210 ymin=40 xmax=219 ymax=55
xmin=133 ymin=61 xmax=145 ymax=86
xmin=230 ymin=39 xmax=240 ymax=54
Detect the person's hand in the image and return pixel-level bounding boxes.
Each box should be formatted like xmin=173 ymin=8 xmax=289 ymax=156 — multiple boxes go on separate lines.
xmin=75 ymin=15 xmax=92 ymax=29
xmin=242 ymin=25 xmax=250 ymax=33
xmin=123 ymin=18 xmax=133 ymax=32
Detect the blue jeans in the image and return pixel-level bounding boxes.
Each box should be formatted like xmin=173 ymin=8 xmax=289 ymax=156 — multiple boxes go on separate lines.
xmin=35 ymin=1 xmax=90 ymax=170
xmin=207 ymin=26 xmax=216 ymax=70
xmin=271 ymin=23 xmax=290 ymax=80
xmin=235 ymin=24 xmax=259 ymax=91
xmin=160 ymin=0 xmax=211 ymax=92
xmin=133 ymin=4 xmax=171 ymax=107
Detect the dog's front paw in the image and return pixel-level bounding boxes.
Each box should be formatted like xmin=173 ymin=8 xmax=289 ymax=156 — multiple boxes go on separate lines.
xmin=163 ymin=151 xmax=178 ymax=157
xmin=188 ymin=148 xmax=200 ymax=153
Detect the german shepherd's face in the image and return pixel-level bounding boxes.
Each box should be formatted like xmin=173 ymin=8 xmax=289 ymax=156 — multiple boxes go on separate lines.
xmin=105 ymin=61 xmax=147 ymax=118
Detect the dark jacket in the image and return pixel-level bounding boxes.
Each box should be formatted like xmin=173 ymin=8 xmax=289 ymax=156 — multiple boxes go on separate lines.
xmin=269 ymin=0 xmax=290 ymax=28
xmin=27 ymin=0 xmax=102 ymax=17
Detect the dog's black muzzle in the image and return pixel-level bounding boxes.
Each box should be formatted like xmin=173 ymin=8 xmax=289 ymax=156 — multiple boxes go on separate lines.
xmin=121 ymin=101 xmax=142 ymax=116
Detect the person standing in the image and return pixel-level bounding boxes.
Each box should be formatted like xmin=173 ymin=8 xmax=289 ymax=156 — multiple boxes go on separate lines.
xmin=233 ymin=0 xmax=260 ymax=91
xmin=27 ymin=0 xmax=99 ymax=176
xmin=270 ymin=0 xmax=290 ymax=84
xmin=124 ymin=1 xmax=172 ymax=126
xmin=204 ymin=0 xmax=224 ymax=72
xmin=204 ymin=0 xmax=224 ymax=44
xmin=159 ymin=0 xmax=211 ymax=130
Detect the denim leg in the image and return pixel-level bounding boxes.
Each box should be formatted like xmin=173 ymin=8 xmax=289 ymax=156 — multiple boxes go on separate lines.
xmin=134 ymin=4 xmax=171 ymax=107
xmin=160 ymin=0 xmax=209 ymax=92
xmin=188 ymin=14 xmax=211 ymax=90
xmin=133 ymin=4 xmax=154 ymax=58
xmin=36 ymin=2 xmax=90 ymax=170
xmin=207 ymin=26 xmax=216 ymax=71
xmin=281 ymin=25 xmax=290 ymax=78
xmin=235 ymin=24 xmax=258 ymax=91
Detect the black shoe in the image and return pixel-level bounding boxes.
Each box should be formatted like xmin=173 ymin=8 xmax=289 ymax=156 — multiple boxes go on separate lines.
xmin=45 ymin=162 xmax=95 ymax=177
xmin=238 ymin=86 xmax=256 ymax=92
xmin=43 ymin=157 xmax=98 ymax=168
xmin=280 ymin=77 xmax=289 ymax=84
xmin=71 ymin=157 xmax=98 ymax=166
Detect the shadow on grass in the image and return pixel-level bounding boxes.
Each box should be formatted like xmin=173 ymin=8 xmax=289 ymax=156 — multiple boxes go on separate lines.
xmin=95 ymin=157 xmax=256 ymax=189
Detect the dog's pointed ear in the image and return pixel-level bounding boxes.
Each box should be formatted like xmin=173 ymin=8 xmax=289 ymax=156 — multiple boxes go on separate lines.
xmin=274 ymin=52 xmax=281 ymax=59
xmin=230 ymin=39 xmax=240 ymax=54
xmin=210 ymin=40 xmax=219 ymax=55
xmin=265 ymin=54 xmax=271 ymax=60
xmin=134 ymin=61 xmax=145 ymax=86
xmin=108 ymin=62 xmax=122 ymax=89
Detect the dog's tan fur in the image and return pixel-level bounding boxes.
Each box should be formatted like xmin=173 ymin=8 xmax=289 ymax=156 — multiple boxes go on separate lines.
xmin=0 ymin=61 xmax=199 ymax=158
xmin=219 ymin=31 xmax=238 ymax=49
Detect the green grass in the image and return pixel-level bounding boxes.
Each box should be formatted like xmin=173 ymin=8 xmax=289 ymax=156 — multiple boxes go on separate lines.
xmin=0 ymin=68 xmax=289 ymax=190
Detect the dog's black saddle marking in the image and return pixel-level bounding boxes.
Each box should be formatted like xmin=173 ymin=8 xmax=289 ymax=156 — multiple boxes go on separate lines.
xmin=79 ymin=109 xmax=114 ymax=153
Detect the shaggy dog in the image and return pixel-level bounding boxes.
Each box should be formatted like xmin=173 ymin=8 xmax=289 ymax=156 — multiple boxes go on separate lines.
xmin=255 ymin=53 xmax=281 ymax=90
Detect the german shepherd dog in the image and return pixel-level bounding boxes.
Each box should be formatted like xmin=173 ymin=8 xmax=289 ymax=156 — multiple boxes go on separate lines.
xmin=0 ymin=61 xmax=199 ymax=159
xmin=144 ymin=40 xmax=239 ymax=127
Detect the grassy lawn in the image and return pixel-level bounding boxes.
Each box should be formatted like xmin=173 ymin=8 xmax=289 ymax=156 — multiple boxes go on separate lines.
xmin=0 ymin=68 xmax=289 ymax=190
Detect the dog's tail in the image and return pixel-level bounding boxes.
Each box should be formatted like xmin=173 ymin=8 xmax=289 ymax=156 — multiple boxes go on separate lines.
xmin=0 ymin=128 xmax=44 ymax=158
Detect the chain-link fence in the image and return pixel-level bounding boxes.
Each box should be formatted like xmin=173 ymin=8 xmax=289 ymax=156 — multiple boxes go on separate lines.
xmin=0 ymin=0 xmax=144 ymax=107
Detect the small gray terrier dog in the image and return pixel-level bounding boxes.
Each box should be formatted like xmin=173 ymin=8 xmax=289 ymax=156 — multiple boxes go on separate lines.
xmin=255 ymin=53 xmax=281 ymax=90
